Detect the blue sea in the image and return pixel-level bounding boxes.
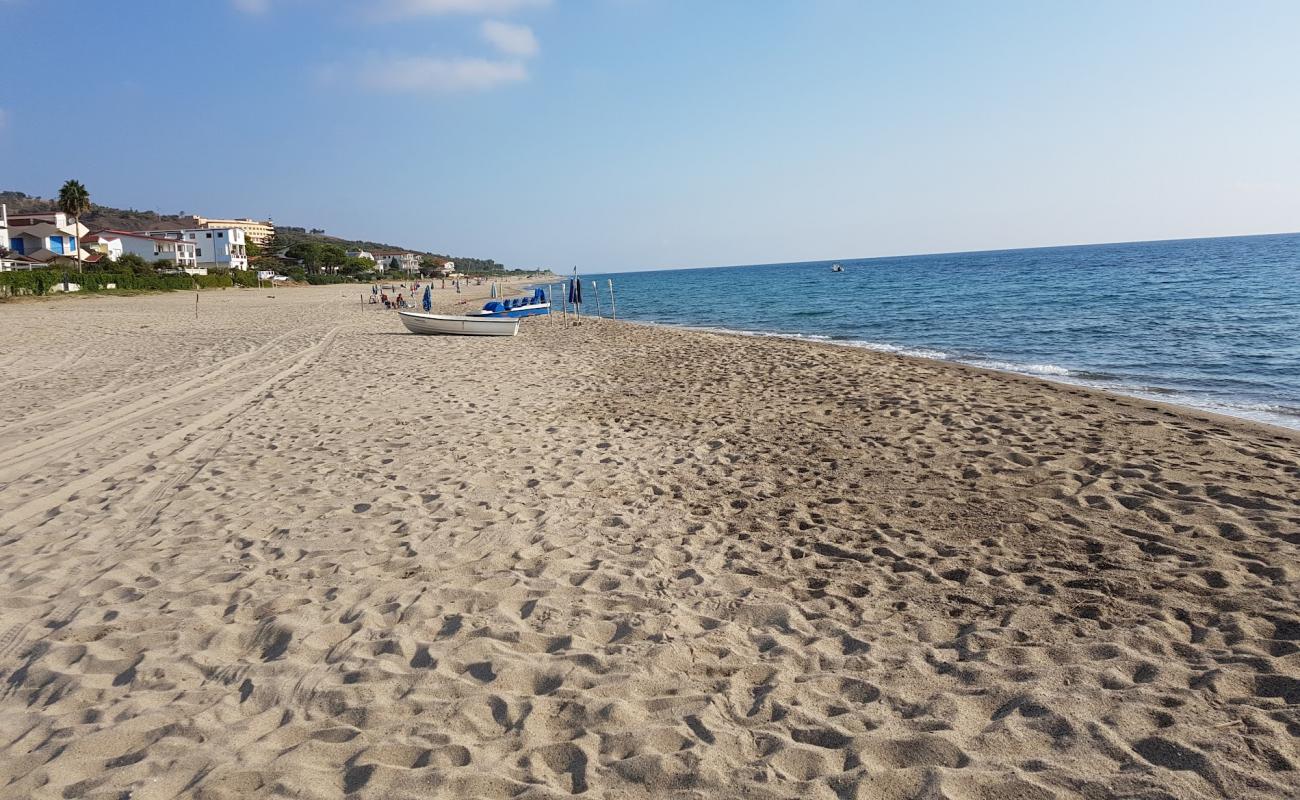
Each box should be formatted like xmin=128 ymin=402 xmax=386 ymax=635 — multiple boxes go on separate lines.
xmin=576 ymin=233 xmax=1300 ymax=430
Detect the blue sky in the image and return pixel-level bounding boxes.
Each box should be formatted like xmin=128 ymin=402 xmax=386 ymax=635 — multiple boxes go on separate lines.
xmin=2 ymin=1 xmax=1297 ymax=272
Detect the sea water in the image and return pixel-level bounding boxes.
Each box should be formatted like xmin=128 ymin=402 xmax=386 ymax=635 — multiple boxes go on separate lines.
xmin=579 ymin=233 xmax=1300 ymax=430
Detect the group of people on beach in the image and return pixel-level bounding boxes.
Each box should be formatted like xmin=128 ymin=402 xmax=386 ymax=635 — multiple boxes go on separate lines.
xmin=371 ymin=283 xmax=419 ymax=309
xmin=368 ymin=277 xmax=488 ymax=310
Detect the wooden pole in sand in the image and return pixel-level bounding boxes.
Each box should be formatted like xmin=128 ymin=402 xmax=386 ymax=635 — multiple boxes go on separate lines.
xmin=591 ymin=280 xmax=602 ymax=316
xmin=608 ymin=279 xmax=616 ymax=320
xmin=195 ymin=291 xmax=199 ymax=319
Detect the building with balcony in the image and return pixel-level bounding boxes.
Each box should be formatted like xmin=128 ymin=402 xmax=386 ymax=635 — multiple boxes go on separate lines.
xmin=87 ymin=230 xmax=202 ymax=274
xmin=373 ymin=251 xmax=420 ymax=274
xmin=185 ymin=216 xmax=274 ymax=247
xmin=139 ymin=226 xmax=247 ymax=271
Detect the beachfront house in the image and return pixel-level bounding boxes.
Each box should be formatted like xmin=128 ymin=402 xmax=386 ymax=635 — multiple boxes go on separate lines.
xmin=440 ymin=261 xmax=456 ymax=276
xmin=82 ymin=232 xmax=124 ymax=264
xmin=138 ymin=226 xmax=248 ymax=271
xmin=5 ymin=211 xmax=88 ymax=264
xmin=373 ymin=251 xmax=420 ymax=274
xmin=88 ymin=230 xmax=202 ymax=274
xmin=0 ymin=204 xmax=15 ymax=271
xmin=346 ymin=249 xmax=376 ymax=263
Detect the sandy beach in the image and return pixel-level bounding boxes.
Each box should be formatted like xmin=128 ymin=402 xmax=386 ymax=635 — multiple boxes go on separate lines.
xmin=0 ymin=283 xmax=1297 ymax=800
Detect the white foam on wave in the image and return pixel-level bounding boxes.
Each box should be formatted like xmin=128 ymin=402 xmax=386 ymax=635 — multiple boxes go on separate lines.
xmin=839 ymin=340 xmax=950 ymax=361
xmin=669 ymin=323 xmax=835 ymax=344
xmin=968 ymin=360 xmax=1072 ymax=377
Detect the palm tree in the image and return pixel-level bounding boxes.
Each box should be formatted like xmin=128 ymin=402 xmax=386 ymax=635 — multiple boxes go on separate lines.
xmin=57 ymin=179 xmax=91 ymax=273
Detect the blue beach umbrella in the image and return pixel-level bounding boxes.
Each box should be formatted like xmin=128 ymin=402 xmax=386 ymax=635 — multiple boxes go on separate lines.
xmin=567 ymin=275 xmax=583 ymax=323
xmin=422 ymin=284 xmax=431 ymax=312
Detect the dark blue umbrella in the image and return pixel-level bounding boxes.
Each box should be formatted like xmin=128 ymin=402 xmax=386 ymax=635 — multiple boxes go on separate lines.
xmin=422 ymin=284 xmax=432 ymax=312
xmin=567 ymin=278 xmax=583 ymax=306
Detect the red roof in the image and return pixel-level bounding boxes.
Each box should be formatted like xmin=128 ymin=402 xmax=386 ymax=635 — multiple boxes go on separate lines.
xmin=90 ymin=229 xmax=197 ymax=245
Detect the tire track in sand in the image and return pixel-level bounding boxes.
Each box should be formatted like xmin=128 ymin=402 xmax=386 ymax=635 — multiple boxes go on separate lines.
xmin=0 ymin=327 xmax=341 ymax=532
xmin=0 ymin=329 xmax=306 ymax=440
xmin=0 ymin=345 xmax=89 ymax=391
xmin=0 ymin=328 xmax=327 ymax=484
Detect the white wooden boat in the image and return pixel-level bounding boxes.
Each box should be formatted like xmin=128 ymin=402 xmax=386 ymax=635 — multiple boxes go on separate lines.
xmin=399 ymin=312 xmax=520 ymax=336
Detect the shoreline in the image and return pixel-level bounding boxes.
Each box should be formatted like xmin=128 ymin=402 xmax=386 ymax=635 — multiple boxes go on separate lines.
xmin=0 ymin=286 xmax=1296 ymax=799
xmin=619 ymin=317 xmax=1300 ymax=435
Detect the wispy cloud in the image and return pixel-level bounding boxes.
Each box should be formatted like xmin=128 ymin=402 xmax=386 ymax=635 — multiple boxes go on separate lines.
xmin=231 ymin=0 xmax=271 ymax=14
xmin=481 ymin=20 xmax=538 ymax=57
xmin=353 ymin=55 xmax=528 ymax=93
xmin=377 ymin=0 xmax=548 ymax=19
xmin=317 ymin=0 xmax=545 ymax=95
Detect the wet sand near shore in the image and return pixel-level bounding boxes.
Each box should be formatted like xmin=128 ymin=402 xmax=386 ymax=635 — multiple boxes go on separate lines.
xmin=0 ymin=284 xmax=1297 ymax=799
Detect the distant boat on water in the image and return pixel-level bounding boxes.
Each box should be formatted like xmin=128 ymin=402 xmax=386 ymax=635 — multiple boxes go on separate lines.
xmin=831 ymin=264 xmax=844 ymax=272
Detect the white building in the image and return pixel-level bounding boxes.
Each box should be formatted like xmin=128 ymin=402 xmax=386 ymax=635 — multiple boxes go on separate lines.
xmin=82 ymin=232 xmax=125 ymax=263
xmin=88 ymin=230 xmax=202 ymax=274
xmin=0 ymin=204 xmax=15 ymax=271
xmin=139 ymin=226 xmax=248 ymax=271
xmin=346 ymin=249 xmax=376 ymax=263
xmin=185 ymin=216 xmax=274 ymax=247
xmin=373 ymin=251 xmax=420 ymax=274
xmin=5 ymin=210 xmax=89 ymax=263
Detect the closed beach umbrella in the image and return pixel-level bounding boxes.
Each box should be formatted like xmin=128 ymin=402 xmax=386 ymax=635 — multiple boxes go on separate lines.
xmin=568 ymin=276 xmax=583 ymax=323
xmin=491 ymin=282 xmax=498 ymax=298
xmin=422 ymin=284 xmax=431 ymax=312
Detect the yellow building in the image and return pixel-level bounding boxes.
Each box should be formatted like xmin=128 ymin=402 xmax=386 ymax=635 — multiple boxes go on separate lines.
xmin=187 ymin=216 xmax=275 ymax=247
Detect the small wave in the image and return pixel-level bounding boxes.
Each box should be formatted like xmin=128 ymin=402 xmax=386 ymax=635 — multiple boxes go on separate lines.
xmin=838 ymin=340 xmax=950 ymax=360
xmin=968 ymin=360 xmax=1072 ymax=377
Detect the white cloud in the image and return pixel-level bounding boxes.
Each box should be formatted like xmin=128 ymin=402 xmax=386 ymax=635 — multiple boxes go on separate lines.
xmin=378 ymin=0 xmax=548 ymax=18
xmin=231 ymin=0 xmax=271 ymax=13
xmin=355 ymin=55 xmax=528 ymax=93
xmin=481 ymin=20 xmax=538 ymax=58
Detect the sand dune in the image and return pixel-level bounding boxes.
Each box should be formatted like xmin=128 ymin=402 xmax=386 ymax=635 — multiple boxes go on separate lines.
xmin=1 ymin=285 xmax=1297 ymax=799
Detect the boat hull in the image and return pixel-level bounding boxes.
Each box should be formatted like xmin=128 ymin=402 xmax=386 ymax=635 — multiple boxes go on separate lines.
xmin=399 ymin=312 xmax=520 ymax=336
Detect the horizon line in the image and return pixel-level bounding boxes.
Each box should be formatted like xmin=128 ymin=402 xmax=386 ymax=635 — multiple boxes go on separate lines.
xmin=587 ymin=229 xmax=1300 ymax=276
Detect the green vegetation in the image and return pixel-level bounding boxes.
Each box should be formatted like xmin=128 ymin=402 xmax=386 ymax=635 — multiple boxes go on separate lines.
xmin=271 ymin=226 xmax=509 ymax=275
xmin=1 ymin=190 xmax=192 ymax=233
xmin=0 ymin=268 xmax=235 ymax=297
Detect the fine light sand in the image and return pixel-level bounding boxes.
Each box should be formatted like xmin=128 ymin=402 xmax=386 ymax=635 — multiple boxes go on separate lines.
xmin=0 ymin=284 xmax=1297 ymax=800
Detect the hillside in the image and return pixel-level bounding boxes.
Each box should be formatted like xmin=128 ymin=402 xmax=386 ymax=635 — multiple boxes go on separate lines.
xmin=1 ymin=190 xmax=510 ymax=272
xmin=2 ymin=191 xmax=193 ymax=233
